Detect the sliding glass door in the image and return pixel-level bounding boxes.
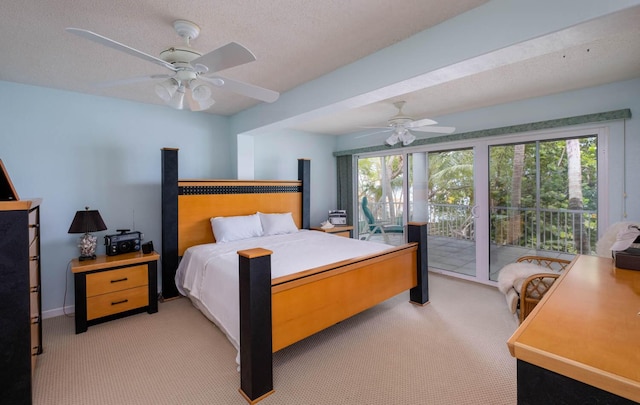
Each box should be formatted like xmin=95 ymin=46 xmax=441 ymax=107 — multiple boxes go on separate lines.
xmin=356 ymin=155 xmax=405 ymax=245
xmin=353 ymin=127 xmax=605 ymax=285
xmin=488 ymin=136 xmax=597 ymax=280
xmin=409 ymin=149 xmax=477 ymax=277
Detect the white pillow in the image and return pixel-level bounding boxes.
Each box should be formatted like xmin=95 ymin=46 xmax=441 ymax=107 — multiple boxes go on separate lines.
xmin=258 ymin=212 xmax=299 ymax=236
xmin=211 ymin=213 xmax=263 ymax=243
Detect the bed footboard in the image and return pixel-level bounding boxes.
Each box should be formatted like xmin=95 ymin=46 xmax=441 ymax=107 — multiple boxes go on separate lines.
xmin=237 ymin=222 xmax=428 ymax=403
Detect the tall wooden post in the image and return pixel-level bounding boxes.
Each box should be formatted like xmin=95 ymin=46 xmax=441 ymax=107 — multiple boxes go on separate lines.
xmin=408 ymin=222 xmax=429 ymax=305
xmin=298 ymin=159 xmax=310 ymax=229
xmin=161 ymin=148 xmax=179 ymax=299
xmin=238 ymin=248 xmax=274 ymax=404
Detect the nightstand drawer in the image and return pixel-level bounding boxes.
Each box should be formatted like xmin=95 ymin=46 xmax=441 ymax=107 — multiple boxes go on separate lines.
xmin=87 ymin=286 xmax=149 ymax=320
xmin=86 ymin=265 xmax=148 ymax=297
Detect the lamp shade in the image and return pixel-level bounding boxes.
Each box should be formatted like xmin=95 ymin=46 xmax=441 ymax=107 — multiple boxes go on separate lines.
xmin=68 ymin=207 xmax=107 ymax=234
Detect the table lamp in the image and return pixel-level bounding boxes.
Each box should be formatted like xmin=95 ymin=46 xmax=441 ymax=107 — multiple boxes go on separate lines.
xmin=68 ymin=207 xmax=107 ymax=260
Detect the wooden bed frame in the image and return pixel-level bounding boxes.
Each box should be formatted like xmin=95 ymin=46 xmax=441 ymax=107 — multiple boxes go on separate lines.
xmin=160 ymin=148 xmax=429 ymax=403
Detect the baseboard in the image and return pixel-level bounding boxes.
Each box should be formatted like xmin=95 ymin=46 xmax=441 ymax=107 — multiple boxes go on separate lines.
xmin=43 ymin=305 xmax=74 ymax=319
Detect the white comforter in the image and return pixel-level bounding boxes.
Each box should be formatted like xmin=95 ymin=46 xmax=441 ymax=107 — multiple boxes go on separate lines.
xmin=175 ymin=230 xmax=393 ymax=354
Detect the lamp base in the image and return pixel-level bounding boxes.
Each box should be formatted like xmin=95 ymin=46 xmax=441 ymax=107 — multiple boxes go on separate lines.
xmin=78 ymin=233 xmax=98 ymax=260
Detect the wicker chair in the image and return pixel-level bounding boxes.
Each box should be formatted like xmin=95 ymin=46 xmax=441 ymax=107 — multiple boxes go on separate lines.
xmin=514 ymin=256 xmax=572 ymax=323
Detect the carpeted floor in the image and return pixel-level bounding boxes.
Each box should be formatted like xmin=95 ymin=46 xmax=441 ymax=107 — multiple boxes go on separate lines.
xmin=33 ymin=273 xmax=519 ymax=405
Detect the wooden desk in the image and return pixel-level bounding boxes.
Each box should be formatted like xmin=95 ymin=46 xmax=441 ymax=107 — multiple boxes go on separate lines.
xmin=507 ymin=254 xmax=640 ymax=404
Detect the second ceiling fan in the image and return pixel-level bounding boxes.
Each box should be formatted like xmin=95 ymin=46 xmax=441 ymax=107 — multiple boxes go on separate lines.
xmin=67 ymin=20 xmax=279 ymax=111
xmin=366 ymin=101 xmax=456 ymax=146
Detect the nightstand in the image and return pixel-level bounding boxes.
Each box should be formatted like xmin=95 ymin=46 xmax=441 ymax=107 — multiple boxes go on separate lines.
xmin=310 ymin=225 xmax=353 ymax=238
xmin=72 ymin=251 xmax=159 ymax=334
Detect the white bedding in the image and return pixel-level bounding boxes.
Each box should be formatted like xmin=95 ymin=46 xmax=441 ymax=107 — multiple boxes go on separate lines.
xmin=175 ymin=229 xmax=393 ymax=355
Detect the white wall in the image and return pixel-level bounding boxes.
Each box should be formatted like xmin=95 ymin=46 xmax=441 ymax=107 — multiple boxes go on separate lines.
xmin=0 ymin=80 xmax=232 ymax=316
xmin=252 ymin=129 xmax=338 ymax=227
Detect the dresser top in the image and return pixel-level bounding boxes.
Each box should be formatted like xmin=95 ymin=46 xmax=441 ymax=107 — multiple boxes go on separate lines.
xmin=0 ymin=198 xmax=42 ymax=211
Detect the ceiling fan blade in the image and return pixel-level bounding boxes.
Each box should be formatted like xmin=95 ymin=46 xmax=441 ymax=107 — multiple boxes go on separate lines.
xmin=411 ymin=126 xmax=456 ymax=134
xmin=360 ymin=125 xmax=392 ymax=129
xmin=94 ymin=74 xmax=174 ymax=88
xmin=200 ymin=76 xmax=279 ymax=103
xmin=191 ymin=42 xmax=256 ymax=74
xmin=354 ymin=128 xmax=393 ymax=139
xmin=406 ymin=117 xmax=438 ymax=128
xmin=66 ymin=28 xmax=177 ymax=72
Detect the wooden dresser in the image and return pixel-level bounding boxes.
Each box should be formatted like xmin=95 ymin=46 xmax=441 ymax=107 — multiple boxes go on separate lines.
xmin=507 ymin=254 xmax=640 ymax=404
xmin=0 ymin=199 xmax=42 ymax=405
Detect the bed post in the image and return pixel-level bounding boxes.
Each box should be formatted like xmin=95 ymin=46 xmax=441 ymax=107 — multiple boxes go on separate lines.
xmin=161 ymin=148 xmax=179 ymax=299
xmin=298 ymin=159 xmax=310 ymax=229
xmin=238 ymin=248 xmax=275 ymax=404
xmin=407 ymin=222 xmax=429 ymax=305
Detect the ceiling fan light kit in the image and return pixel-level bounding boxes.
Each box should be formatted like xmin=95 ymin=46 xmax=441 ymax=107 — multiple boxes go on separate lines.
xmin=385 ymin=127 xmax=416 ymax=146
xmin=154 ymin=78 xmax=178 ymax=103
xmin=366 ymin=101 xmax=456 ymax=147
xmin=154 ymin=77 xmax=215 ymax=111
xmin=66 ymin=19 xmax=279 ymax=112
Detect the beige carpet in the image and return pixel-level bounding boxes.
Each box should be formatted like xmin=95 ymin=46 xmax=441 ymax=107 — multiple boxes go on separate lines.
xmin=34 ymin=273 xmax=519 ymax=405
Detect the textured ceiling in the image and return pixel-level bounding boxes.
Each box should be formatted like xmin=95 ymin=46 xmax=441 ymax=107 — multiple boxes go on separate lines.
xmin=1 ymin=1 xmax=639 ymax=137
xmin=0 ymin=0 xmax=486 ymax=116
xmin=294 ymin=6 xmax=640 ymax=135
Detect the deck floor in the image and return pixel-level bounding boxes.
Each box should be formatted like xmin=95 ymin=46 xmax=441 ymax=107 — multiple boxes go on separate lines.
xmin=362 ymin=232 xmax=574 ymax=281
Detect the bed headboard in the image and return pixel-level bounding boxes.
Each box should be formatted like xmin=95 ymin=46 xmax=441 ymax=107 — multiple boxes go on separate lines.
xmin=177 ymin=180 xmax=304 ymax=252
xmin=160 ymin=148 xmax=310 ymax=299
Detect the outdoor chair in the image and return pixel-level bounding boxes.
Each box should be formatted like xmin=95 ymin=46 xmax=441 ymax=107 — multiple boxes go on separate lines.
xmin=497 ymin=255 xmax=572 ymax=323
xmin=361 ymin=197 xmax=403 ymax=242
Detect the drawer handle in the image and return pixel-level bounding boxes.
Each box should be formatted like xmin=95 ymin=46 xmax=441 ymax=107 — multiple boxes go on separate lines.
xmin=29 ymin=224 xmax=40 ymax=229
xmin=30 ymin=255 xmax=40 ymax=261
xmin=31 ymin=316 xmax=40 ymax=324
xmin=32 ymin=346 xmax=40 ymax=355
xmin=111 ymin=299 xmax=129 ymax=306
xmin=110 ymin=277 xmax=128 ymax=283
xmin=30 ymin=285 xmax=40 ymax=293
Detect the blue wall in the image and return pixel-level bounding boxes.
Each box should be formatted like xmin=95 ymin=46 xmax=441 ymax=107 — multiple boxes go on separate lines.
xmin=252 ymin=129 xmax=338 ymax=226
xmin=0 ymin=81 xmax=232 ymax=315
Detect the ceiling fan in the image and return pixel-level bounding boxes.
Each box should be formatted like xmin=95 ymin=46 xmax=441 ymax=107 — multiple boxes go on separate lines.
xmin=364 ymin=101 xmax=456 ymax=146
xmin=66 ymin=20 xmax=279 ymax=111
